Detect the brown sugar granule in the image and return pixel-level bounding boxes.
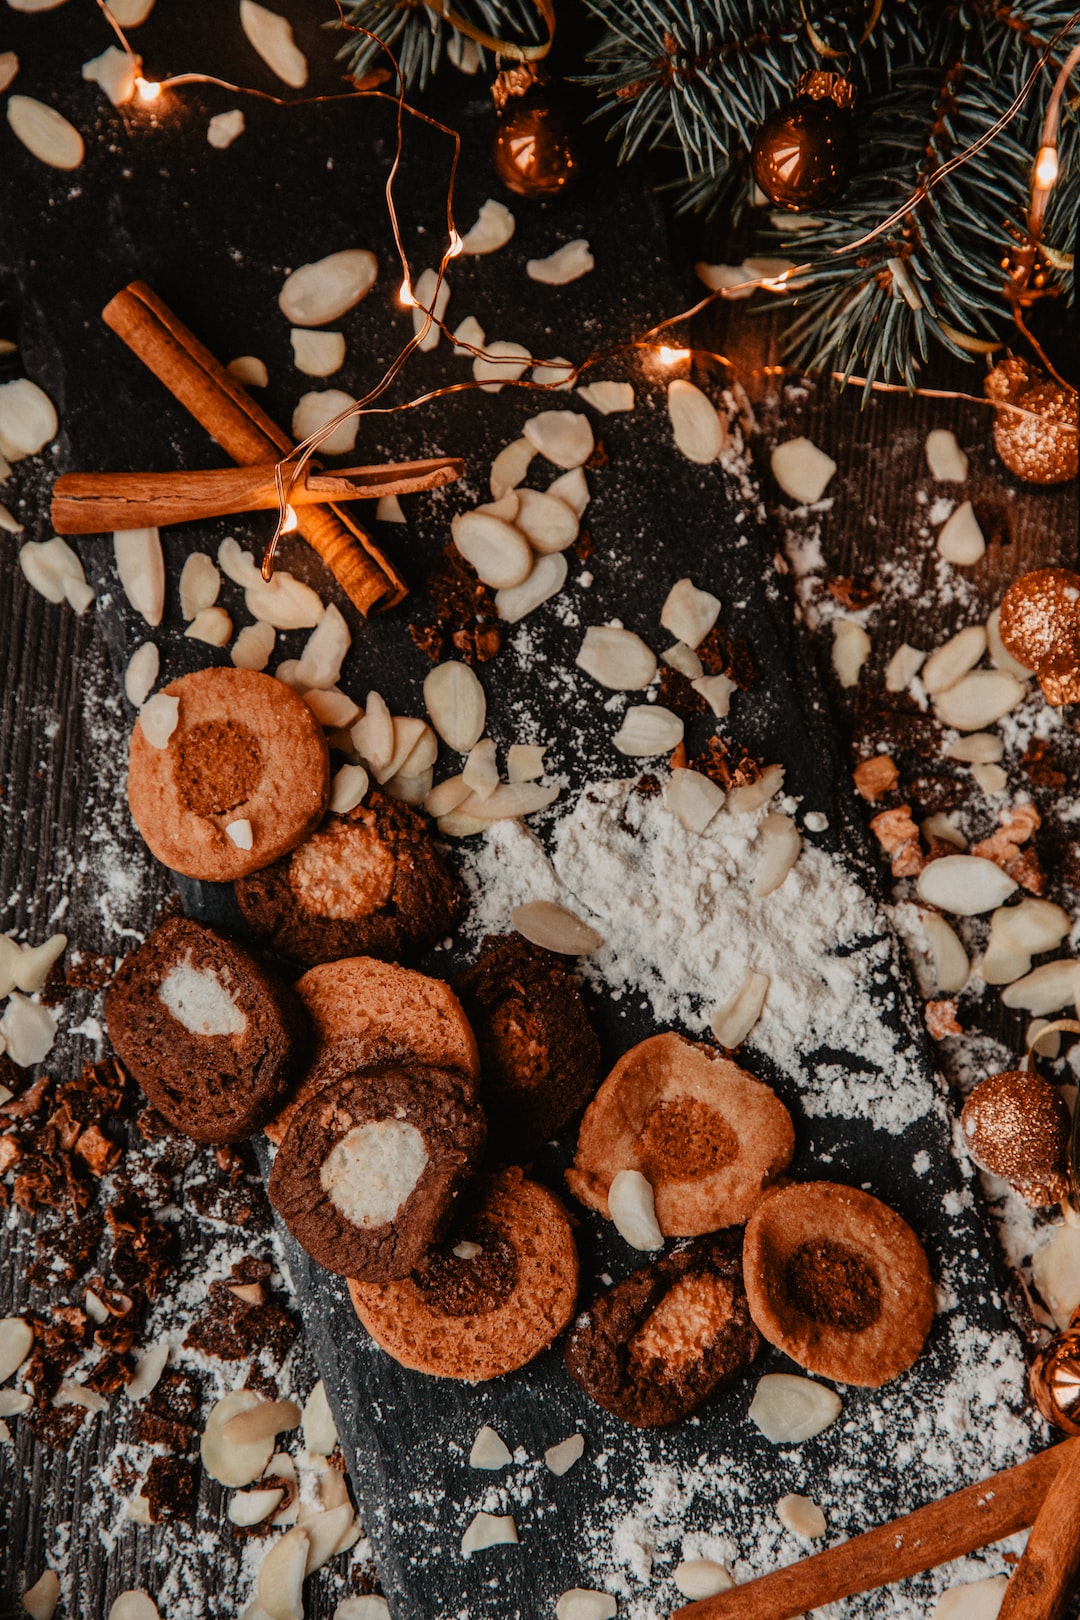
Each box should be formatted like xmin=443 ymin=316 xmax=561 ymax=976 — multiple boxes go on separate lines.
xmin=407 ymin=622 xmax=445 ymax=663
xmin=573 ymin=527 xmax=594 ymax=563
xmin=784 ymin=1240 xmax=883 ymax=1333
xmin=869 ymin=804 xmax=923 ymax=877
xmin=174 ymin=719 xmax=264 ymax=817
xmin=639 ymin=1098 xmax=739 ymax=1183
xmin=414 ymin=1225 xmax=518 ymax=1317
xmin=144 ymin=1455 xmax=198 ymax=1522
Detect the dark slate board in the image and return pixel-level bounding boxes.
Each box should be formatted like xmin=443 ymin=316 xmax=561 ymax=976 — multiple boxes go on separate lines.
xmin=0 ymin=6 xmax=1046 ymax=1617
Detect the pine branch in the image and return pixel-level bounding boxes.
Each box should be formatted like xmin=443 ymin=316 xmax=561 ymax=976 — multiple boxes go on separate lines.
xmin=335 ymin=0 xmax=544 ymax=88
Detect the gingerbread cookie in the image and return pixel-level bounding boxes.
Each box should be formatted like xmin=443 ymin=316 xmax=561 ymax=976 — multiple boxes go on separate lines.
xmin=269 ymin=1049 xmax=486 ymax=1279
xmin=742 ymin=1181 xmax=935 ymax=1387
xmin=127 ymin=667 xmax=330 ymax=882
xmin=234 ymin=790 xmax=463 ymax=969
xmin=348 ymin=1168 xmax=578 ymax=1379
xmin=453 ymin=934 xmax=601 ymax=1156
xmin=564 ymin=1231 xmax=759 ymax=1427
xmin=566 ymin=1033 xmax=794 ymax=1236
xmin=105 ymin=915 xmax=307 ymax=1142
xmin=264 ymin=956 xmax=480 ymax=1146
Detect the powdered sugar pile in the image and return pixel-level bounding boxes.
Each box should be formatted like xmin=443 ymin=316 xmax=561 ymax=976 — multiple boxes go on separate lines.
xmin=461 ymin=775 xmax=935 ymax=1132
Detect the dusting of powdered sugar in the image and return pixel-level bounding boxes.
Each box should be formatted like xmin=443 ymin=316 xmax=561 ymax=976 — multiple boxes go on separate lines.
xmin=460 ymin=776 xmax=935 ymax=1132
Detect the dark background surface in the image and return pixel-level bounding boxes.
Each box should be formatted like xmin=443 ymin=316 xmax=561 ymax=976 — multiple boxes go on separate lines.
xmin=1 ymin=2 xmax=1078 ymax=1616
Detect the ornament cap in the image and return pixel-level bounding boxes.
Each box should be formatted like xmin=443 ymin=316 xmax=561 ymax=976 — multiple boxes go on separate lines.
xmin=794 ymin=71 xmax=857 ymax=109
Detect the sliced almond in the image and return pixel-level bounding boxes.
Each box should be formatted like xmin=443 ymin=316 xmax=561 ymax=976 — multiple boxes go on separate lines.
xmin=771 ymin=437 xmax=836 ymax=504
xmin=1031 ymin=1224 xmax=1080 ymax=1330
xmin=512 ymin=900 xmax=602 ymax=954
xmin=937 ymin=500 xmax=985 ymax=565
xmin=495 ymin=551 xmax=567 ymax=622
xmin=0 ymin=991 xmax=57 ymax=1066
xmin=544 ymin=1434 xmax=584 ymax=1476
xmin=547 ymin=465 xmax=590 ymax=516
xmin=885 ymin=643 xmax=926 ymax=692
xmin=1000 ymin=959 xmax=1079 ymax=1015
xmin=232 ymin=620 xmax=276 ymax=670
xmin=692 ymin=673 xmax=738 ymax=718
xmin=229 ymin=1488 xmax=285 ymax=1528
xmin=279 ymin=250 xmax=377 ymax=326
xmin=126 ymin=1342 xmax=169 ymax=1402
xmin=411 ymin=268 xmax=451 ymax=352
xmin=469 ymin=1424 xmax=512 ymax=1470
xmin=108 ymin=1594 xmax=161 ymax=1620
xmin=514 ymin=487 xmax=579 ymax=552
xmin=425 ymin=774 xmax=470 ymax=817
xmin=291 ymin=329 xmax=345 ymax=377
xmin=201 ymin=1391 xmax=277 ymax=1487
xmin=462 ymin=738 xmax=499 ymax=800
xmin=292 ymin=389 xmax=358 ymax=455
xmin=662 ymin=642 xmax=704 ymax=680
xmin=0 ymin=501 xmax=22 ymax=534
xmin=437 ymin=809 xmax=489 ymax=837
xmin=933 ymin=670 xmax=1025 ymax=731
xmin=477 ymin=491 xmax=521 ymax=521
xmin=456 ymin=782 xmax=559 ymax=820
xmin=925 ymin=429 xmax=969 ymax=482
xmin=666 ymin=768 xmax=725 ymax=834
xmin=915 ymin=854 xmax=1017 ymax=915
xmin=185 ymin=605 xmax=233 ymax=646
xmin=612 ymin=706 xmax=683 ymax=756
xmin=294 ymin=602 xmax=350 ymax=690
xmin=667 ymin=379 xmax=723 ymax=464
xmin=82 ymin=45 xmax=136 ymax=106
xmin=240 ymin=0 xmax=307 ymax=87
xmin=19 ymin=537 xmax=93 ymax=613
xmin=777 ymin=1494 xmax=826 ymax=1540
xmin=138 ymin=692 xmax=179 ymax=750
xmin=972 ymin=761 xmax=1006 ymax=795
xmin=0 ymin=54 xmax=18 ymax=95
xmin=10 ymin=933 xmax=66 ymax=994
xmin=333 ymin=1599 xmax=392 ymax=1620
xmin=727 ymin=763 xmax=784 ymax=815
xmin=303 ymin=1503 xmax=355 ymax=1572
xmin=460 ymin=198 xmax=515 ymax=255
xmin=245 ymin=571 xmax=324 ymax=630
xmin=986 ymin=604 xmax=1034 ymax=678
xmin=369 ymin=717 xmax=430 ymax=786
xmin=451 ymin=510 xmax=533 ymax=589
xmin=352 ymin=691 xmax=394 ymax=772
xmin=423 ymin=661 xmax=486 ymax=752
xmin=944 ymin=732 xmax=1003 ymax=764
xmin=576 ymin=381 xmax=634 ymax=414
xmin=832 ymin=619 xmax=871 ymax=688
xmin=490 ymin=437 xmax=535 ymax=499
xmin=461 ymin=1512 xmax=518 ymax=1557
xmin=0 ymin=378 xmax=57 ymax=460
xmin=674 ymin=1561 xmax=734 ymax=1601
xmin=226 ymin=819 xmax=253 ymax=850
xmin=754 ymin=813 xmax=801 ymax=897
xmin=923 ymin=812 xmax=965 ymax=849
xmin=922 ymin=625 xmax=988 ymax=694
xmin=208 ymin=108 xmax=245 ymax=148
xmin=124 ymin=642 xmax=159 ymax=707
xmin=0 ymin=1317 xmax=33 ymax=1383
xmin=608 ymin=1168 xmax=664 ymax=1250
xmin=305 ymin=688 xmax=360 ymax=727
xmin=576 ymin=626 xmax=656 ymax=690
xmin=256 ymin=1526 xmax=309 ymax=1620
xmin=930 ymin=1577 xmax=1010 ymax=1620
xmin=53 ymin=1378 xmax=108 ymax=1413
xmin=748 ymin=1372 xmax=842 ymax=1443
xmin=376 ymin=493 xmax=405 ymax=524
xmin=526 ymin=239 xmax=594 ymax=284
xmin=711 ymin=968 xmax=770 ymax=1048
xmin=531 ymin=357 xmax=575 ymax=390
xmin=660 ymin=578 xmax=721 ymax=648
xmin=227 ymin=355 xmax=269 ymax=387
xmin=179 ymin=551 xmax=220 ymax=620
xmin=993 ymin=897 xmax=1071 ymax=955
xmin=114 ymin=527 xmax=165 ymax=627
xmin=555 ymin=1592 xmax=616 ymax=1620
xmin=7 ymin=96 xmax=83 ymax=169
xmin=473 ymin=340 xmax=531 ymax=393
xmin=0 ymin=1391 xmax=31 ymax=1416
xmin=522 ymin=410 xmax=594 ymax=468
xmin=329 ymin=763 xmax=369 ymax=814
xmin=22 ymin=1571 xmax=61 ymax=1620
xmin=918 ymin=911 xmax=970 ymax=995
xmin=506 ymin=744 xmax=546 ymax=783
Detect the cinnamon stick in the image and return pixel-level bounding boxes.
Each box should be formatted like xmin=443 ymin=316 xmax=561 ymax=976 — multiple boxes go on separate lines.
xmin=52 ymin=457 xmax=463 ymax=534
xmin=101 ymin=281 xmax=409 ymax=614
xmin=672 ymin=1443 xmax=1073 ymax=1620
xmin=995 ymin=1438 xmax=1080 ymax=1619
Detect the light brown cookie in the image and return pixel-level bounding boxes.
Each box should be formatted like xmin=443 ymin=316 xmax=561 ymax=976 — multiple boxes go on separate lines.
xmin=264 ymin=956 xmax=480 ymax=1145
xmin=348 ymin=1168 xmax=578 ymax=1380
xmin=566 ymin=1032 xmax=794 ymax=1236
xmin=742 ymin=1180 xmax=935 ymax=1387
xmin=127 ymin=667 xmax=330 ymax=882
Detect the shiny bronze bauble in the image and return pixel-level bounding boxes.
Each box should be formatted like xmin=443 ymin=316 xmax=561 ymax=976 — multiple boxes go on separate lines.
xmin=1031 ymin=1309 xmax=1080 ymax=1434
xmin=751 ymin=71 xmax=857 ymax=211
xmin=492 ymin=67 xmax=580 ymax=198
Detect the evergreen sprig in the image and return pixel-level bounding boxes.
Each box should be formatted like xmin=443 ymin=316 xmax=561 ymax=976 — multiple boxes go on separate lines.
xmin=336 ymin=0 xmax=544 ymax=87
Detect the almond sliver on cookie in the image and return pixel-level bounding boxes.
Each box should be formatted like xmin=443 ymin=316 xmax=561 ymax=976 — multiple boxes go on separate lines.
xmin=607 ymin=1169 xmax=664 ymax=1250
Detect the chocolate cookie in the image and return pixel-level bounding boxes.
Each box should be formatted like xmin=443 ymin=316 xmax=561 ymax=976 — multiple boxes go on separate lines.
xmin=264 ymin=956 xmax=479 ymax=1146
xmin=127 ymin=667 xmax=330 ymax=881
xmin=742 ymin=1181 xmax=935 ymax=1387
xmin=567 ymin=1033 xmax=794 ymax=1236
xmin=234 ymin=791 xmax=463 ymax=968
xmin=269 ymin=1050 xmax=486 ymax=1279
xmin=105 ymin=916 xmax=307 ymax=1142
xmin=564 ymin=1231 xmax=759 ymax=1427
xmin=453 ymin=934 xmax=601 ymax=1156
xmin=348 ymin=1168 xmax=578 ymax=1379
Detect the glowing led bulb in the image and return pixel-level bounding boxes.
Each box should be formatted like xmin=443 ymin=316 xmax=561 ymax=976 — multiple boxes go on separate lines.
xmin=135 ymin=76 xmax=161 ymax=103
xmin=447 ymin=230 xmax=463 ymax=259
xmin=1035 ymin=144 xmax=1059 ymax=191
xmin=282 ymin=504 xmax=298 ymax=533
xmin=399 ymin=278 xmax=417 ymax=307
xmin=658 ymin=345 xmax=691 ymax=365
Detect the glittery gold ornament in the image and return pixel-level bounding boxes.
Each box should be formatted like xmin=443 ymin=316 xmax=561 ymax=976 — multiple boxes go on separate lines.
xmin=960 ymin=1069 xmax=1072 ymax=1206
xmin=492 ymin=66 xmax=579 ymax=198
xmin=1031 ymin=1309 xmax=1080 ymax=1434
xmin=985 ymin=357 xmax=1078 ymax=485
xmin=998 ymin=568 xmax=1080 ymax=707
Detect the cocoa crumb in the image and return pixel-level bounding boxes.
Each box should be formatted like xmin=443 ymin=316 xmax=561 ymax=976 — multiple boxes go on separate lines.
xmin=826 ymin=575 xmax=880 ymax=611
xmin=925 ymin=999 xmax=963 ymax=1040
xmin=657 ymin=665 xmax=707 ymax=718
xmin=687 ymin=736 xmax=762 ymax=790
xmin=410 ymin=544 xmax=504 ymax=667
xmin=1020 ymin=737 xmax=1067 ymax=791
xmin=698 ymin=624 xmax=759 ymax=690
xmin=144 ymin=1455 xmax=198 ymax=1521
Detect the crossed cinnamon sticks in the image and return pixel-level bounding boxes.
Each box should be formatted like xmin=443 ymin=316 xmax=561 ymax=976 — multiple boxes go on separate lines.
xmin=672 ymin=1439 xmax=1080 ymax=1620
xmin=63 ymin=281 xmax=464 ymax=615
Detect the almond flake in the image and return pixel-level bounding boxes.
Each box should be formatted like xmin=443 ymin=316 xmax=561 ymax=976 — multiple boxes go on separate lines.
xmin=108 ymin=1594 xmax=161 ymax=1620
xmin=7 ymin=95 xmax=83 ymax=169
xmin=256 ymin=1525 xmax=309 ymax=1620
xmin=114 ymin=527 xmax=165 ymax=626
xmin=22 ymin=1571 xmax=60 ymax=1620
xmin=179 ymin=551 xmax=220 ymax=620
xmin=0 ymin=1391 xmax=32 ymax=1416
xmin=662 ymin=642 xmax=703 ymax=680
xmin=667 ymin=379 xmax=723 ymax=464
xmin=279 ymin=250 xmax=377 ymax=326
xmin=576 ymin=381 xmax=634 ymax=414
xmin=107 ymin=0 xmax=156 ymax=21
xmin=240 ymin=0 xmax=308 ymax=87
xmin=138 ymin=692 xmax=179 ymax=750
xmin=674 ymin=1560 xmax=734 ymax=1600
xmin=462 ymin=738 xmax=499 ymax=800
xmin=526 ymin=239 xmax=594 ymax=284
xmin=1027 ymin=1018 xmax=1061 ymax=1058
xmin=411 ymin=267 xmax=451 ymax=352
xmin=232 ymin=620 xmax=276 ymax=670
xmin=993 ymin=898 xmax=1070 ymax=955
xmin=0 ymin=377 xmax=58 ymax=460
xmin=547 ymin=465 xmax=590 ymax=515
xmin=452 ymin=509 xmax=533 ymax=589
xmin=933 ymin=670 xmax=1025 ymax=731
xmin=692 ymin=673 xmax=738 ymax=717
xmin=777 ymin=1493 xmax=826 ymax=1540
xmin=1000 ymin=959 xmax=1079 ymax=1015
xmin=473 ymin=340 xmax=531 ymax=393
xmin=660 ymin=577 xmax=720 ymax=648
xmin=125 ymin=641 xmax=159 ymax=707
xmin=461 ymin=1511 xmax=518 ymax=1557
xmin=245 ymin=572 xmax=324 ymax=630
xmin=986 ymin=605 xmax=1034 ymax=677
xmin=832 ymin=619 xmax=871 ymax=687
xmin=711 ymin=968 xmax=769 ymax=1048
xmin=208 ymin=108 xmax=245 ymax=148
xmin=6 ymin=933 xmax=66 ymax=994
xmin=666 ymin=769 xmax=725 ymax=834
xmin=0 ymin=54 xmax=18 ymax=94
xmin=607 ymin=1168 xmax=664 ymax=1249
xmin=923 ymin=813 xmax=965 ymax=849
xmin=544 ymin=1434 xmax=584 ymax=1476
xmin=1030 ymin=1224 xmax=1080 ymax=1329
xmin=925 ymin=429 xmax=969 ymax=482
xmin=930 ymin=1576 xmax=1009 ymax=1620
xmin=910 ymin=910 xmax=970 ymax=995
xmin=202 ymin=1392 xmax=278 ymax=1487
xmin=576 ymin=626 xmax=656 ymax=690
xmin=531 ymin=357 xmax=575 ymax=390
xmin=423 ymin=661 xmax=486 ymax=752
xmin=333 ymin=1600 xmax=391 ymax=1620
xmin=53 ymin=1377 xmax=108 ymax=1413
xmin=771 ymin=437 xmax=836 ymax=504
xmin=294 ymin=602 xmax=350 ymax=689
xmin=376 ymin=494 xmax=405 ymax=523
xmin=0 ymin=1317 xmax=33 ymax=1383
xmin=291 ymin=329 xmax=345 ymax=377
xmin=945 ymin=732 xmax=1004 ymax=764
xmin=292 ymin=389 xmax=358 ymax=455
xmin=82 ymin=45 xmax=136 ymax=106
xmin=185 ymin=605 xmax=233 ymax=646
xmin=457 ymin=782 xmax=559 ymax=821
xmin=229 ymin=1488 xmax=285 ymax=1528
xmin=329 ymin=764 xmax=369 ymax=814
xmin=922 ymin=625 xmax=988 ymax=694
xmin=460 ymin=199 xmax=515 ymax=255
xmin=915 ymin=854 xmax=1017 ymax=915
xmin=513 ymin=487 xmax=579 ymax=552
xmin=425 ymin=774 xmax=470 ymax=817
xmin=748 ymin=1373 xmax=842 ymax=1443
xmin=437 ymin=809 xmax=489 ymax=837
xmin=522 ymin=410 xmax=594 ymax=468
xmin=352 ymin=691 xmax=394 ymax=771
xmin=972 ymin=761 xmax=1007 ymax=795
xmin=512 ymin=900 xmax=602 ymax=954
xmin=226 ymin=819 xmax=253 ymax=850
xmin=0 ymin=501 xmax=22 ymax=534
xmin=490 ymin=437 xmax=535 ymax=499
xmin=937 ymin=500 xmax=985 ymax=565
xmin=754 ymin=813 xmax=801 ymax=896
xmin=555 ymin=1590 xmax=617 ymax=1620
xmin=305 ymin=688 xmax=360 ymax=727
xmin=304 ymin=1503 xmax=356 ymax=1572
xmin=612 ymin=706 xmax=683 ymax=756
xmin=884 ymin=643 xmax=926 ymax=692
xmin=469 ymin=1425 xmax=512 ymax=1469
xmin=19 ymin=537 xmax=93 ymax=613
xmin=507 ymin=744 xmax=546 ymax=783
xmin=727 ymin=763 xmax=785 ymax=814
xmin=495 ymin=551 xmax=567 ymax=622
xmin=227 ymin=355 xmax=269 ymax=388
xmin=126 ymin=1342 xmax=169 ymax=1402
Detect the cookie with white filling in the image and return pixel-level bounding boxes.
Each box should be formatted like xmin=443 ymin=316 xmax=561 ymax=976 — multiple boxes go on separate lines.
xmin=104 ymin=915 xmax=307 ymax=1142
xmin=268 ymin=1047 xmax=486 ymax=1279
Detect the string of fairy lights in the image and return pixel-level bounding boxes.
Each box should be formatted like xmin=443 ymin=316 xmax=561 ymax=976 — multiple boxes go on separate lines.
xmin=87 ymin=0 xmax=1080 ymax=579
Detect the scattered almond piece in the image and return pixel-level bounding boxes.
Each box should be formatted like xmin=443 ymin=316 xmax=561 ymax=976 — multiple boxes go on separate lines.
xmin=240 ymin=0 xmax=308 ymax=87
xmin=329 ymin=764 xmax=369 ymax=815
xmin=0 ymin=53 xmax=18 ymax=94
xmin=547 ymin=465 xmax=590 ymax=515
xmin=608 ymin=1168 xmax=664 ymax=1250
xmin=452 ymin=509 xmax=533 ymax=588
xmin=531 ymin=357 xmax=575 ymax=390
xmin=185 ymin=605 xmax=233 ymax=646
xmin=922 ymin=625 xmax=988 ymax=694
xmin=0 ymin=1317 xmax=34 ymax=1383
xmin=229 ymin=1488 xmax=285 ymax=1528
xmin=455 ymin=781 xmax=558 ymax=821
xmin=754 ymin=813 xmax=801 ymax=897
xmin=411 ymin=268 xmax=451 ymax=352
xmin=423 ymin=661 xmax=486 ymax=752
xmin=674 ymin=1560 xmax=734 ymax=1600
xmin=125 ymin=1342 xmax=169 ymax=1402
xmin=777 ymin=1493 xmax=826 ymax=1540
xmin=986 ymin=604 xmax=1034 ymax=678
xmin=290 ymin=328 xmax=345 ymax=377
xmin=666 ymin=768 xmax=724 ymax=834
xmin=490 ymin=437 xmax=535 ymax=499
xmin=108 ymin=1594 xmax=161 ymax=1620
xmin=232 ymin=620 xmax=276 ymax=670
xmin=179 ymin=551 xmax=220 ymax=620
xmin=507 ymin=744 xmax=546 ymax=783
xmin=114 ymin=527 xmax=165 ymax=626
xmin=925 ymin=429 xmax=969 ymax=482
xmin=292 ymin=390 xmax=358 ymax=455
xmin=555 ymin=1589 xmax=617 ymax=1620
xmin=256 ymin=1525 xmax=309 ymax=1620
xmin=544 ymin=1433 xmax=584 ymax=1476
xmin=469 ymin=1424 xmax=512 ymax=1470
xmin=526 ymin=239 xmax=594 ymax=284
xmin=711 ymin=968 xmax=770 ymax=1048
xmin=523 ymin=410 xmax=594 ymax=468
xmin=945 ymin=732 xmax=1004 ymax=764
xmin=226 ymin=819 xmax=253 ymax=851
xmin=662 ymin=642 xmax=703 ymax=680
xmin=138 ymin=692 xmax=179 ymax=749
xmin=460 ymin=198 xmax=515 ymax=255
xmin=1031 ymin=1224 xmax=1080 ymax=1329
xmin=929 ymin=1576 xmax=1009 ymax=1620
xmin=933 ymin=670 xmax=1025 ymax=731
xmin=22 ymin=1570 xmax=60 ymax=1620
xmin=473 ymin=340 xmax=532 ymax=393
xmin=82 ymin=45 xmax=136 ymax=105
xmin=916 ymin=854 xmax=1017 ymax=916
xmin=512 ymin=900 xmax=602 ymax=955
xmin=748 ymin=1372 xmax=842 ymax=1443
xmin=661 ymin=577 xmax=720 ymax=648
xmin=514 ymin=486 xmax=579 ymax=552
xmin=462 ymin=738 xmax=499 ymax=801
xmin=667 ymin=379 xmax=723 ymax=464
xmin=461 ymin=1511 xmax=518 ymax=1556
xmin=19 ymin=537 xmax=94 ymax=614
xmin=884 ymin=642 xmax=926 ymax=692
xmin=107 ymin=0 xmax=156 ymax=20
xmin=0 ymin=377 xmax=58 ymax=461
xmin=612 ymin=706 xmax=683 ymax=757
xmin=208 ymin=108 xmax=245 ymax=148
xmin=972 ymin=761 xmax=1007 ymax=795
xmin=7 ymin=95 xmax=83 ymax=169
xmin=831 ymin=619 xmax=871 ymax=687
xmin=576 ymin=381 xmax=634 ymax=414
xmin=0 ymin=993 xmax=57 ymax=1066
xmin=227 ymin=355 xmax=269 ymax=388
xmin=727 ymin=764 xmax=784 ymax=814
xmin=937 ymin=500 xmax=985 ymax=565
xmin=576 ymin=626 xmax=656 ymax=690
xmin=1001 ymin=959 xmax=1079 ymax=1015
xmin=692 ymin=673 xmax=737 ymax=718
xmin=279 ymin=250 xmax=377 ymax=326
xmin=771 ymin=437 xmax=836 ymax=504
